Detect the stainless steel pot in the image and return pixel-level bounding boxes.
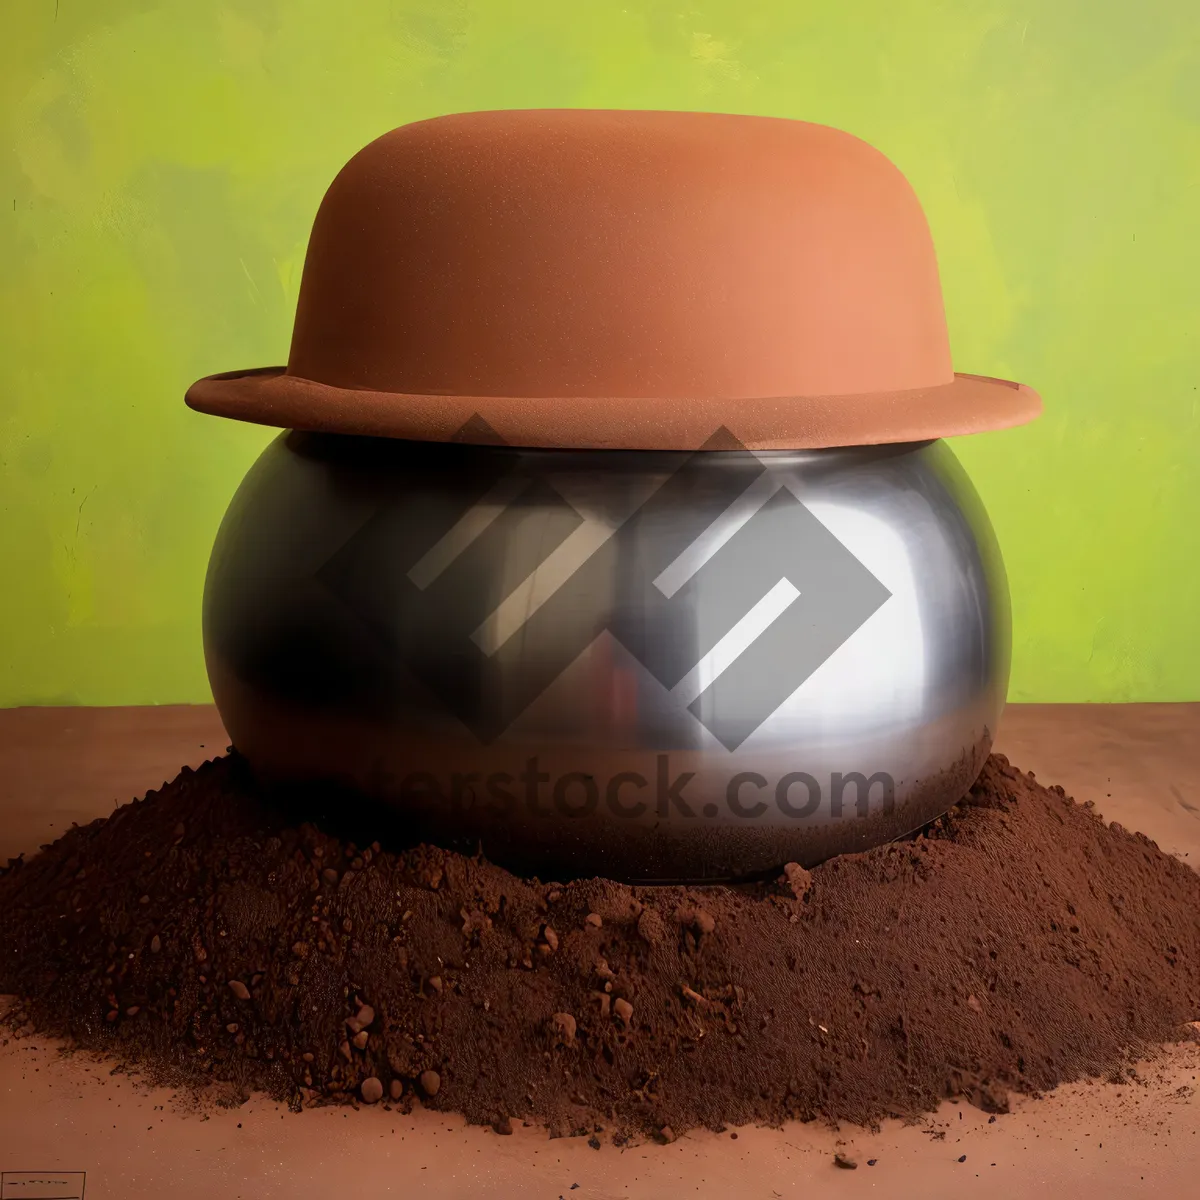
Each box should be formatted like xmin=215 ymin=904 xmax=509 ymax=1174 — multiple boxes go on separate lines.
xmin=204 ymin=431 xmax=1009 ymax=883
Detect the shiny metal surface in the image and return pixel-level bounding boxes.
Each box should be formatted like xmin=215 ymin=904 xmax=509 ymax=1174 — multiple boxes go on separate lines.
xmin=203 ymin=432 xmax=1010 ymax=882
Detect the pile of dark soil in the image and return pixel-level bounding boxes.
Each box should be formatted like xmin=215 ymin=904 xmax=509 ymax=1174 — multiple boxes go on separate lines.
xmin=2 ymin=753 xmax=1198 ymax=1140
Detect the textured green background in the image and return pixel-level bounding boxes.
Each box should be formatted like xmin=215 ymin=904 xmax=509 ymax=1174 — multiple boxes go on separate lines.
xmin=2 ymin=0 xmax=1198 ymax=706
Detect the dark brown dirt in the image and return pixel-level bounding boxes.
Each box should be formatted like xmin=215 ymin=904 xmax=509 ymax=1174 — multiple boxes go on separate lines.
xmin=2 ymin=752 xmax=1198 ymax=1139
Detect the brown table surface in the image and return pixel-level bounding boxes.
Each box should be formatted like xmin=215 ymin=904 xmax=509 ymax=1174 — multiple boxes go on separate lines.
xmin=1 ymin=703 xmax=1198 ymax=1198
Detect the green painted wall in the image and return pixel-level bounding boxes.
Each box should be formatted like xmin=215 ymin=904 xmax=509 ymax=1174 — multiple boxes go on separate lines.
xmin=2 ymin=0 xmax=1198 ymax=706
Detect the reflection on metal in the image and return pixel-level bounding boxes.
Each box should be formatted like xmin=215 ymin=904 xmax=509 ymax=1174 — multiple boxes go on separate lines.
xmin=204 ymin=433 xmax=1010 ymax=882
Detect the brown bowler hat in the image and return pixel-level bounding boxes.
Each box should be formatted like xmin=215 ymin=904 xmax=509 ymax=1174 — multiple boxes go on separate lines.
xmin=186 ymin=109 xmax=1040 ymax=449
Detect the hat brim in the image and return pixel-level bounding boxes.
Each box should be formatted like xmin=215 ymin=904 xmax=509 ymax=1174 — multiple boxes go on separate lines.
xmin=185 ymin=367 xmax=1040 ymax=450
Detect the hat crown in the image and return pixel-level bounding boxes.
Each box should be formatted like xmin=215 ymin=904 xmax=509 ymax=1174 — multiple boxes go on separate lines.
xmin=286 ymin=109 xmax=954 ymax=401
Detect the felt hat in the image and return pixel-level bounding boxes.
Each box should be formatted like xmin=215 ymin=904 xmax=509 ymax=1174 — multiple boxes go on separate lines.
xmin=186 ymin=109 xmax=1040 ymax=450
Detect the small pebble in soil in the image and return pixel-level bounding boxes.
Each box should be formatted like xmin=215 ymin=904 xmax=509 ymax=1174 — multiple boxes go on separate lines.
xmin=420 ymin=1069 xmax=441 ymax=1097
xmin=228 ymin=980 xmax=250 ymax=1001
xmin=679 ymin=907 xmax=716 ymax=935
xmin=782 ymin=862 xmax=813 ymax=900
xmin=360 ymin=1077 xmax=383 ymax=1104
xmin=636 ymin=908 xmax=665 ymax=945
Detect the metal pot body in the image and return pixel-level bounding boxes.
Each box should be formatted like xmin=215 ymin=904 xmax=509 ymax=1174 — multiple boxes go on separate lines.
xmin=204 ymin=432 xmax=1010 ymax=883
